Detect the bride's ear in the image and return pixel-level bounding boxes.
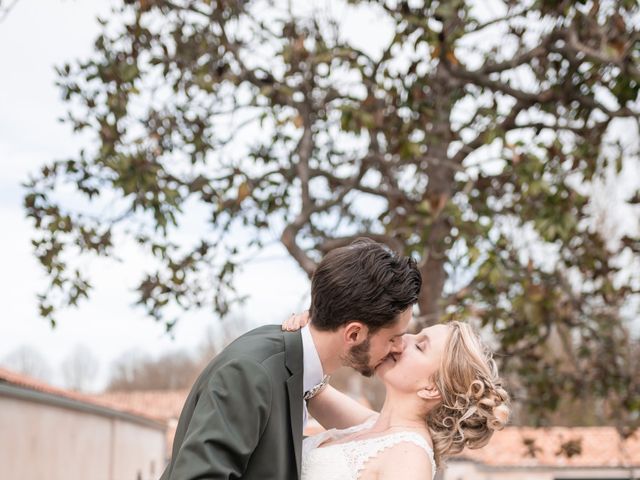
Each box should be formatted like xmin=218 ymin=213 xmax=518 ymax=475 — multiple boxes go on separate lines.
xmin=417 ymin=382 xmax=441 ymax=402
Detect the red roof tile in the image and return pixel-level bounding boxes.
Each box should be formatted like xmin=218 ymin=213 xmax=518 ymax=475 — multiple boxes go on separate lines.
xmin=87 ymin=387 xmax=640 ymax=468
xmin=96 ymin=390 xmax=189 ymax=421
xmin=0 ymin=367 xmax=163 ymax=424
xmin=456 ymin=426 xmax=640 ymax=468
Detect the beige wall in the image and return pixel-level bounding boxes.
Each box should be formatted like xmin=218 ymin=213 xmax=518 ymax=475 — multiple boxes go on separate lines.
xmin=0 ymin=395 xmax=165 ymax=480
xmin=442 ymin=460 xmax=640 ymax=480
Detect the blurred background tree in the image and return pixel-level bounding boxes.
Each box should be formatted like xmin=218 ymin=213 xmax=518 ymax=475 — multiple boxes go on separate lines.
xmin=2 ymin=345 xmax=53 ymax=383
xmin=24 ymin=0 xmax=639 ymax=429
xmin=105 ymin=316 xmax=247 ymax=391
xmin=106 ymin=349 xmax=199 ymax=391
xmin=61 ymin=345 xmax=100 ymax=392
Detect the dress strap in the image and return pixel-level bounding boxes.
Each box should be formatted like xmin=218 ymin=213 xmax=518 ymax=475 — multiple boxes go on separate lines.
xmin=312 ymin=415 xmax=378 ymax=450
xmin=337 ymin=415 xmax=378 ymax=436
xmin=343 ymin=431 xmax=436 ymax=480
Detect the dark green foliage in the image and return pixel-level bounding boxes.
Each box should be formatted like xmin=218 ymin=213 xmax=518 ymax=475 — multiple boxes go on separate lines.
xmin=24 ymin=0 xmax=640 ymax=428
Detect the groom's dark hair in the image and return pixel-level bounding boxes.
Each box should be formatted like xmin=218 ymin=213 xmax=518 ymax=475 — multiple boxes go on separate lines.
xmin=309 ymin=238 xmax=422 ymax=333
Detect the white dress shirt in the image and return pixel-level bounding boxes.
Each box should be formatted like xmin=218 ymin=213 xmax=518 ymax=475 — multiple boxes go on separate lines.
xmin=300 ymin=325 xmax=324 ymax=427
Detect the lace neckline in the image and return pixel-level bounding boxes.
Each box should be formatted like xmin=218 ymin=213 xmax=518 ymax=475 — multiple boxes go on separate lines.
xmin=317 ymin=427 xmax=433 ymax=453
xmin=303 ymin=417 xmax=437 ymax=480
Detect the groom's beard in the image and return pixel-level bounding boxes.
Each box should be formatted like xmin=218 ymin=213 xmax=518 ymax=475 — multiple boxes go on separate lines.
xmin=344 ymin=335 xmax=374 ymax=378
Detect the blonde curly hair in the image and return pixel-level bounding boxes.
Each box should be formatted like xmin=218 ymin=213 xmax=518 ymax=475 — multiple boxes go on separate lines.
xmin=427 ymin=321 xmax=510 ymax=468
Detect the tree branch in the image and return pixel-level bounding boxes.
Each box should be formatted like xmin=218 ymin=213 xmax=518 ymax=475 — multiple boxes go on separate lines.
xmin=464 ymin=6 xmax=532 ymax=35
xmin=564 ymin=28 xmax=640 ymax=80
xmin=477 ymin=39 xmax=554 ymax=74
xmin=447 ymin=62 xmax=556 ymax=104
xmin=451 ymin=99 xmax=531 ymax=164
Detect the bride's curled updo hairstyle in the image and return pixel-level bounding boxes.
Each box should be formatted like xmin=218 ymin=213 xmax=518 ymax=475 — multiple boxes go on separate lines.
xmin=427 ymin=321 xmax=510 ymax=468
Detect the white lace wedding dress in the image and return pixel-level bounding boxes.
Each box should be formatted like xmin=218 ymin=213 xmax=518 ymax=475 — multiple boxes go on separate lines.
xmin=301 ymin=416 xmax=436 ymax=480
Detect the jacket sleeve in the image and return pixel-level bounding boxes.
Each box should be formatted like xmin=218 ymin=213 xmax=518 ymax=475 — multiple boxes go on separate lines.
xmin=167 ymin=357 xmax=273 ymax=479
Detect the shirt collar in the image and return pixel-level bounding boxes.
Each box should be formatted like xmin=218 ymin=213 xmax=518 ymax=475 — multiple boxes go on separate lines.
xmin=300 ymin=325 xmax=324 ymax=393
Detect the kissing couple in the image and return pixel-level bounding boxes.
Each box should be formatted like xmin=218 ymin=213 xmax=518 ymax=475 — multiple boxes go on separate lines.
xmin=160 ymin=238 xmax=510 ymax=480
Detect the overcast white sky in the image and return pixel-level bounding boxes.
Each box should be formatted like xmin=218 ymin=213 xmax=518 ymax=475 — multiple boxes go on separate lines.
xmin=0 ymin=0 xmax=402 ymax=391
xmin=0 ymin=0 xmax=319 ymax=390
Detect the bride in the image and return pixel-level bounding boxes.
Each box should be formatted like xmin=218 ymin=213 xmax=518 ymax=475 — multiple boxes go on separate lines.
xmin=284 ymin=316 xmax=510 ymax=480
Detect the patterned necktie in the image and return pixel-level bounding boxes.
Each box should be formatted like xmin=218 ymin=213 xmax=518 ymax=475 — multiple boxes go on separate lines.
xmin=304 ymin=375 xmax=330 ymax=402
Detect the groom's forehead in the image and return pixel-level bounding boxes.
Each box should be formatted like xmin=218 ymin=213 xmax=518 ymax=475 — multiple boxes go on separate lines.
xmin=372 ymin=325 xmax=400 ymax=340
xmin=374 ymin=309 xmax=413 ymax=336
xmin=383 ymin=322 xmax=409 ymax=338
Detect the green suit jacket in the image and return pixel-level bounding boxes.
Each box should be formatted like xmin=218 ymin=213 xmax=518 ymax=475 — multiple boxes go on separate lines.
xmin=160 ymin=325 xmax=304 ymax=480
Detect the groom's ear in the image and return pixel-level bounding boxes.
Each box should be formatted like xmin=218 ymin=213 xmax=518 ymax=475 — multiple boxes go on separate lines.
xmin=343 ymin=322 xmax=368 ymax=345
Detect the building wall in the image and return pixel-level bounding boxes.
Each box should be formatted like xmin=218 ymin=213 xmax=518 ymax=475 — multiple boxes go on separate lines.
xmin=441 ymin=461 xmax=640 ymax=480
xmin=0 ymin=395 xmax=165 ymax=480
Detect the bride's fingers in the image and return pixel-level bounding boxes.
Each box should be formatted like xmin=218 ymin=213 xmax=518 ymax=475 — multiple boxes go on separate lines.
xmin=298 ymin=310 xmax=310 ymax=327
xmin=282 ymin=311 xmax=311 ymax=331
xmin=281 ymin=313 xmax=297 ymax=331
xmin=282 ymin=313 xmax=308 ymax=331
xmin=289 ymin=314 xmax=301 ymax=330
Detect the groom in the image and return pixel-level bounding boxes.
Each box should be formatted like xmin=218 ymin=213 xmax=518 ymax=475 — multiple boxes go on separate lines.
xmin=160 ymin=238 xmax=421 ymax=480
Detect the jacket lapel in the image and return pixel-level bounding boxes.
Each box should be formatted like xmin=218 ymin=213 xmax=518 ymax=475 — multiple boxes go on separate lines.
xmin=284 ymin=330 xmax=304 ymax=477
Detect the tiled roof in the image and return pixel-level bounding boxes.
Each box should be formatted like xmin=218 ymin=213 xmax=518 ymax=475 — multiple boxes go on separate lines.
xmin=0 ymin=367 xmax=163 ymax=424
xmin=96 ymin=390 xmax=189 ymax=421
xmin=93 ymin=389 xmax=357 ymax=455
xmin=456 ymin=425 xmax=640 ymax=468
xmin=85 ymin=387 xmax=640 ymax=468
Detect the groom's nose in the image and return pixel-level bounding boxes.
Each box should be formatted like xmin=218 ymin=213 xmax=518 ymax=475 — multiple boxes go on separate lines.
xmin=390 ymin=336 xmax=405 ymax=354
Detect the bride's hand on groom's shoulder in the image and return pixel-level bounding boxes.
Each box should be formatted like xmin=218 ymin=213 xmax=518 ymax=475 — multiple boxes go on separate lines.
xmin=282 ymin=311 xmax=310 ymax=331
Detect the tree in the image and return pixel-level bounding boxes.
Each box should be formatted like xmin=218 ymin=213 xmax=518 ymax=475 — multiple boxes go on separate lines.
xmin=25 ymin=0 xmax=640 ymax=427
xmin=106 ymin=349 xmax=200 ymax=391
xmin=61 ymin=345 xmax=100 ymax=392
xmin=106 ymin=316 xmax=250 ymax=391
xmin=2 ymin=345 xmax=52 ymax=382
xmin=196 ymin=315 xmax=251 ymax=365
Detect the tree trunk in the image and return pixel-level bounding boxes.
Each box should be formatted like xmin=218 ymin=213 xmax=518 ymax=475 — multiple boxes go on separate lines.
xmin=417 ymin=63 xmax=455 ymax=327
xmin=418 ymin=217 xmax=449 ymax=326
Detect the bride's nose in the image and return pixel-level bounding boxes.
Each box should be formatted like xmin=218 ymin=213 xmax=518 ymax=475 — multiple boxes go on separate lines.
xmin=402 ymin=333 xmax=417 ymax=348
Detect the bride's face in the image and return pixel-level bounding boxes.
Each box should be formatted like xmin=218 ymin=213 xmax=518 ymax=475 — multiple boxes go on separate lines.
xmin=375 ymin=324 xmax=451 ymax=393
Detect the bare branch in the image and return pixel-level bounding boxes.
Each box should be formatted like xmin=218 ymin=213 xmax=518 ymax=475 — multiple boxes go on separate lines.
xmin=564 ymin=28 xmax=640 ymax=80
xmin=280 ymin=223 xmax=317 ymax=277
xmin=447 ymin=63 xmax=556 ymax=104
xmin=464 ymin=6 xmax=532 ymax=35
xmin=296 ymin=124 xmax=313 ymax=211
xmin=451 ymin=99 xmax=531 ymax=164
xmin=478 ymin=44 xmax=550 ymax=74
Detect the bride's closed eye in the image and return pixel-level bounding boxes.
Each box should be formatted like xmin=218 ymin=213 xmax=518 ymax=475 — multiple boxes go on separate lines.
xmin=415 ymin=334 xmax=429 ymax=352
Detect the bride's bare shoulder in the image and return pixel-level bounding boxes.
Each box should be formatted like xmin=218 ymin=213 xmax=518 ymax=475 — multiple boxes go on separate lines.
xmin=375 ymin=441 xmax=434 ymax=480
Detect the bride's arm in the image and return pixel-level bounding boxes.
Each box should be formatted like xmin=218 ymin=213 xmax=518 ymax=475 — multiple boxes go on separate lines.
xmin=307 ymin=384 xmax=377 ymax=430
xmin=281 ymin=312 xmax=377 ymax=429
